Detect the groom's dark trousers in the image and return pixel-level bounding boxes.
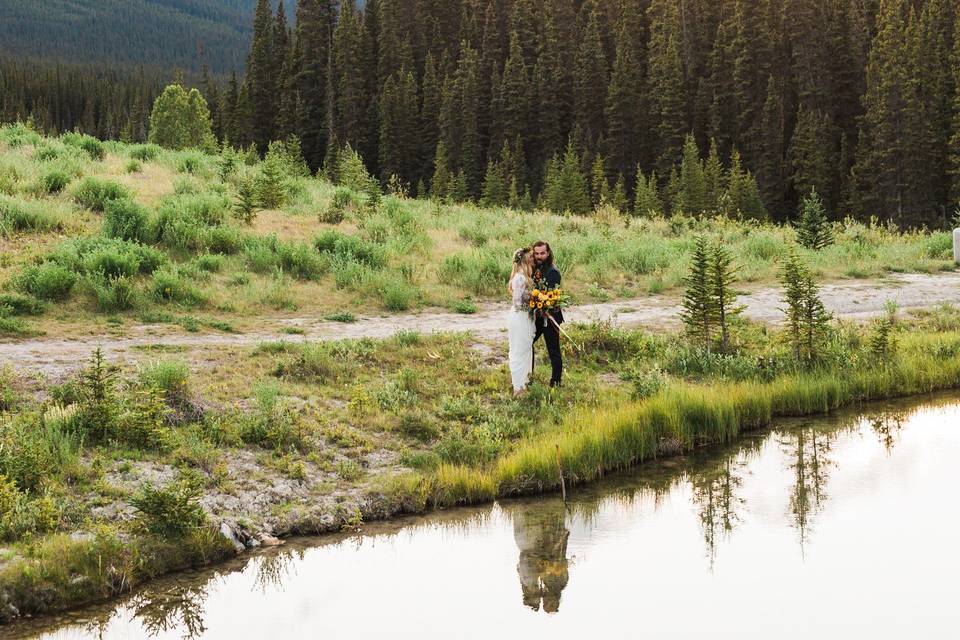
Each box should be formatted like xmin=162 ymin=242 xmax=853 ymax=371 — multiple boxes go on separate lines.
xmin=533 ymin=318 xmax=563 ymax=387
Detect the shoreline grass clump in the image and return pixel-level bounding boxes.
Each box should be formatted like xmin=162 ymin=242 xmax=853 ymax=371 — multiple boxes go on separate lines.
xmin=416 ymin=331 xmax=960 ymax=507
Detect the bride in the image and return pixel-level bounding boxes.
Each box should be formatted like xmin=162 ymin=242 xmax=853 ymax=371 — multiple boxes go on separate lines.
xmin=508 ymin=247 xmax=536 ymax=395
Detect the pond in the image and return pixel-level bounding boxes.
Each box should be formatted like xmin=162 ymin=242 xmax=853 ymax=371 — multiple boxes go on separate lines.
xmin=8 ymin=393 xmax=960 ymax=639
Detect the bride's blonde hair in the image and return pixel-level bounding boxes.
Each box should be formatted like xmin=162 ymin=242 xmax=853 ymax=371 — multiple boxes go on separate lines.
xmin=508 ymin=247 xmax=533 ymax=294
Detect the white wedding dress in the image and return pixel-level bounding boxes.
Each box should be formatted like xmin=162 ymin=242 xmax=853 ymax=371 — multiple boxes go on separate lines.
xmin=509 ymin=273 xmax=535 ymax=392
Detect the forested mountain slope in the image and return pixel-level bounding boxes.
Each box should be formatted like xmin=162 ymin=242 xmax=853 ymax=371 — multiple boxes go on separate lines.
xmin=0 ymin=0 xmax=263 ymax=73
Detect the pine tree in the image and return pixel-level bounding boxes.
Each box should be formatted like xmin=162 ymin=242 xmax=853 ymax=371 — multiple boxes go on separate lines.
xmin=606 ymin=0 xmax=646 ymax=177
xmin=590 ymin=154 xmax=610 ymax=207
xmin=430 ymin=140 xmax=453 ymax=200
xmin=666 ymin=166 xmax=682 ymax=215
xmin=332 ymin=0 xmax=377 ymax=167
xmin=634 ymin=169 xmax=663 ymax=217
xmin=492 ymin=33 xmax=531 ymax=159
xmin=709 ymin=241 xmax=743 ymax=354
xmin=293 ymin=0 xmax=336 ymax=169
xmin=542 ymin=143 xmax=591 ymax=215
xmin=682 ymin=235 xmax=715 ymax=350
xmin=740 ymin=172 xmax=768 ymax=221
xmin=722 ymin=148 xmax=745 ymax=218
xmin=420 ymin=53 xmax=442 ymax=184
xmin=796 ymin=187 xmax=833 ymax=250
xmin=611 ymin=174 xmax=629 ymax=213
xmin=678 ymin=134 xmax=707 ymax=215
xmin=574 ymin=1 xmax=608 ymax=148
xmin=378 ymin=67 xmax=419 ymax=187
xmin=780 ymin=252 xmax=832 ymax=364
xmin=480 ymin=159 xmax=508 ymax=207
xmin=703 ymin=138 xmax=725 ymax=213
xmin=247 ymin=0 xmax=278 ymax=152
xmin=790 ymin=105 xmax=840 ymax=214
xmin=257 ymin=150 xmax=289 ymax=209
xmin=649 ymin=20 xmax=687 ymax=177
xmin=235 ymin=176 xmax=259 ymax=225
xmin=950 ymin=6 xmax=960 ymax=203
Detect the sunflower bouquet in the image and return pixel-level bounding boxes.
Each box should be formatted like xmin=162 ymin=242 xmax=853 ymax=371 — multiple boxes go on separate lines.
xmin=528 ymin=285 xmax=571 ymax=319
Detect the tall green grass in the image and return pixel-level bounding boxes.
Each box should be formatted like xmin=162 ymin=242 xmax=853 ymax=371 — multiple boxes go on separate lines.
xmin=417 ymin=333 xmax=960 ymax=506
xmin=0 ymin=195 xmax=68 ymax=235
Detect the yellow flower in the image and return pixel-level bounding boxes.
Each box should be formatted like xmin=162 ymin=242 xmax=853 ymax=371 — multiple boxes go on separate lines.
xmin=537 ymin=303 xmax=544 ymax=309
xmin=529 ymin=301 xmax=535 ymax=308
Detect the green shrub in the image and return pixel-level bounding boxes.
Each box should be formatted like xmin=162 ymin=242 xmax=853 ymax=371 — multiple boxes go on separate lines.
xmin=0 ymin=475 xmax=60 ymax=542
xmin=275 ymin=343 xmax=339 ymax=381
xmin=276 ymin=241 xmax=328 ymax=280
xmin=241 ymin=384 xmax=309 ymax=452
xmin=313 ymin=230 xmax=387 ymax=268
xmin=88 ymin=273 xmax=138 ymax=312
xmin=0 ymin=293 xmax=44 ymax=316
xmin=925 ymin=232 xmax=953 ymax=259
xmin=139 ymin=360 xmax=190 ymax=397
xmin=33 ymin=144 xmax=66 ymax=162
xmin=125 ymin=160 xmax=143 ymax=174
xmin=0 ymin=195 xmax=67 ymax=234
xmin=0 ymin=417 xmax=55 ymax=492
xmin=0 ymin=368 xmax=15 ymax=411
xmin=39 ymin=169 xmax=72 ymax=194
xmin=324 ymin=311 xmax=357 ymax=323
xmin=73 ymin=177 xmax=130 ymax=212
xmin=152 ymin=269 xmax=207 ymax=306
xmin=16 ymin=262 xmax=77 ymax=300
xmin=244 ymin=240 xmax=277 ymax=273
xmin=378 ymin=274 xmax=418 ymax=311
xmin=52 ymin=236 xmax=165 ymax=276
xmin=61 ymin=132 xmax=105 ymax=160
xmin=451 ymin=299 xmax=478 ymax=314
xmin=0 ymin=165 xmax=18 ymax=195
xmin=82 ymin=246 xmax=142 ymax=278
xmin=438 ymin=251 xmax=510 ymax=296
xmin=199 ymin=225 xmax=244 ymax=255
xmin=243 ymin=236 xmax=328 ymax=280
xmin=621 ymin=366 xmax=668 ymax=399
xmin=176 ymin=152 xmax=206 ymax=175
xmin=153 ymin=192 xmax=230 ymax=251
xmin=398 ymin=411 xmax=439 ymax=441
xmin=0 ymin=315 xmax=28 ymax=335
xmin=130 ymin=477 xmax=207 ymax=538
xmin=193 ymin=254 xmax=225 ymax=272
xmin=321 ymin=187 xmax=355 ymax=224
xmin=129 ymin=144 xmax=162 ymax=161
xmin=103 ymin=198 xmax=151 ymax=243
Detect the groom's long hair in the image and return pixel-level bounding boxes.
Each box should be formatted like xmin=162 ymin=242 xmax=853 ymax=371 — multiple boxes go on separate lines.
xmin=533 ymin=240 xmax=554 ymax=268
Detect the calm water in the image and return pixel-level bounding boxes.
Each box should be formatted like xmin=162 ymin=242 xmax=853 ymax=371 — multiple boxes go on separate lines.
xmin=7 ymin=394 xmax=960 ymax=640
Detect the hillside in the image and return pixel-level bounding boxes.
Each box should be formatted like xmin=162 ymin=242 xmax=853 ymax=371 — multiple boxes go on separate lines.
xmin=0 ymin=0 xmax=262 ymax=73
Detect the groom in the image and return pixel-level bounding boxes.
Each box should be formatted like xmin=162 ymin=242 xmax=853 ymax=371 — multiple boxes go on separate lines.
xmin=532 ymin=241 xmax=563 ymax=388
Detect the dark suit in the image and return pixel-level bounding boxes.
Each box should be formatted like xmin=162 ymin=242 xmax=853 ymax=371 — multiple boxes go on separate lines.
xmin=533 ymin=264 xmax=563 ymax=386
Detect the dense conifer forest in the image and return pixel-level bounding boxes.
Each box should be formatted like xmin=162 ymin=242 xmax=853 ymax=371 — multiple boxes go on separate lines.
xmin=3 ymin=0 xmax=960 ymax=227
xmin=0 ymin=1 xmax=262 ymax=73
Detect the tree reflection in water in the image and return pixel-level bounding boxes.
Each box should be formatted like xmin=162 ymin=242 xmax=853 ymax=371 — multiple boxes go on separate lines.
xmin=689 ymin=455 xmax=749 ymax=569
xmin=781 ymin=425 xmax=836 ymax=549
xmin=510 ymin=500 xmax=570 ymax=613
xmin=870 ymin=413 xmax=904 ymax=453
xmin=126 ymin=583 xmax=209 ymax=639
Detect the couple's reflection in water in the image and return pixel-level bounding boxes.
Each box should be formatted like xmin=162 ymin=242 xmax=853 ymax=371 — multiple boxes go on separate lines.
xmin=510 ymin=500 xmax=571 ymax=613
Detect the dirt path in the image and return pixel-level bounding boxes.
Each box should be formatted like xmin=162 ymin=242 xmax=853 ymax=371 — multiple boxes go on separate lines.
xmin=3 ymin=271 xmax=959 ymax=376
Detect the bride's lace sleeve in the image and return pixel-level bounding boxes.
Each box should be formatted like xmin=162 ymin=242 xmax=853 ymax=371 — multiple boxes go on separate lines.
xmin=511 ymin=274 xmax=528 ymax=309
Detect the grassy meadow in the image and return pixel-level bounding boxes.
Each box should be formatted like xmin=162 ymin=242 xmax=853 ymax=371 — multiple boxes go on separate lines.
xmin=2 ymin=121 xmax=960 ymax=619
xmin=0 ymin=122 xmax=954 ymax=339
